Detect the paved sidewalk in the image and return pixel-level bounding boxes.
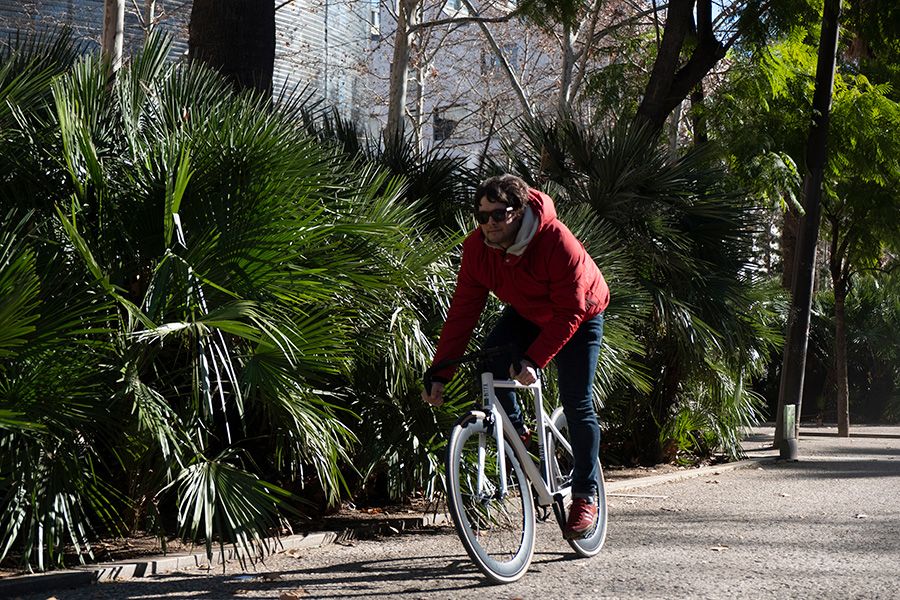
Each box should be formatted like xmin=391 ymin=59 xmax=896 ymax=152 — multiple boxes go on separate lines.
xmin=5 ymin=425 xmax=900 ymax=599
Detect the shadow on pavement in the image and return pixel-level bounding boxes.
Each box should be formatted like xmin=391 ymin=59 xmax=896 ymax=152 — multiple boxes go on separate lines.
xmin=61 ymin=552 xmax=499 ymax=599
xmin=768 ymin=458 xmax=900 ymax=479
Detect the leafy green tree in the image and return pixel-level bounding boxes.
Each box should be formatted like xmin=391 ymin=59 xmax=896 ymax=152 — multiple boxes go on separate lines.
xmin=630 ymin=0 xmax=824 ymax=134
xmin=706 ymin=4 xmax=900 ymax=435
xmin=824 ymin=72 xmax=900 ymax=434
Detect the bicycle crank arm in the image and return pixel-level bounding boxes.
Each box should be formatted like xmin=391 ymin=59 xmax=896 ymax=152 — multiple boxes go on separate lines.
xmin=551 ymin=493 xmax=567 ymax=533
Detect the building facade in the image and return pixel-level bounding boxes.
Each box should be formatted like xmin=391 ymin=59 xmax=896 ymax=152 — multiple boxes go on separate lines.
xmin=0 ymin=0 xmax=373 ymax=121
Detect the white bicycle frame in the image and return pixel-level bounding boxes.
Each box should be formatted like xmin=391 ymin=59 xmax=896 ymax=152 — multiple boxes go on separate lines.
xmin=476 ymin=371 xmax=574 ymax=507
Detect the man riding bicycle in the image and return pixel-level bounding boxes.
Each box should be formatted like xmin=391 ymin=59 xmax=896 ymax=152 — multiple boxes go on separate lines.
xmin=422 ymin=174 xmax=609 ymax=539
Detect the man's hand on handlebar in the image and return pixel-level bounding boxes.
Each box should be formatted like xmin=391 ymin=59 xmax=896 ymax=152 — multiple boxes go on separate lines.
xmin=422 ymin=381 xmax=445 ymax=406
xmin=510 ymin=359 xmax=538 ymax=386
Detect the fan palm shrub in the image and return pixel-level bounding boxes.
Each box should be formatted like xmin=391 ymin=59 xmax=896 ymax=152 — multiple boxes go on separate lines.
xmin=0 ymin=209 xmax=119 ymax=572
xmin=295 ymin=115 xmax=479 ymax=502
xmin=0 ymin=32 xmax=453 ymax=570
xmin=504 ymin=117 xmax=784 ymax=464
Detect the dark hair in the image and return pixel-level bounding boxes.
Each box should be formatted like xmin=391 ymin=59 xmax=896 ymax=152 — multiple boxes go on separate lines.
xmin=475 ymin=174 xmax=529 ymax=210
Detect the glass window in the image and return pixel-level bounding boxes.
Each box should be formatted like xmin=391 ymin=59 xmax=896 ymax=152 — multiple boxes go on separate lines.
xmin=434 ymin=108 xmax=457 ymax=142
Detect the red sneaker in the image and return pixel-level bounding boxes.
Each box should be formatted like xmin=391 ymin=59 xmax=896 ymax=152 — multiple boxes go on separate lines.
xmin=564 ymin=497 xmax=598 ymax=539
xmin=518 ymin=428 xmax=532 ymax=447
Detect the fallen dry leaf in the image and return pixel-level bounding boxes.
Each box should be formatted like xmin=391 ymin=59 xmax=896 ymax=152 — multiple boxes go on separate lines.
xmin=853 ymin=513 xmax=869 ymax=519
xmin=280 ymin=590 xmax=306 ymax=600
xmin=710 ymin=546 xmax=730 ymax=552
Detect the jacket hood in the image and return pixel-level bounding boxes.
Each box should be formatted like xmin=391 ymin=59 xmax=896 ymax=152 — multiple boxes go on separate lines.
xmin=483 ymin=188 xmax=557 ymax=258
xmin=526 ymin=188 xmax=558 ymax=229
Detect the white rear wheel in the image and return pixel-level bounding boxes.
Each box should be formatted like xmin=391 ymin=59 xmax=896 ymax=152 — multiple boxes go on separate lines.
xmin=547 ymin=407 xmax=607 ymax=557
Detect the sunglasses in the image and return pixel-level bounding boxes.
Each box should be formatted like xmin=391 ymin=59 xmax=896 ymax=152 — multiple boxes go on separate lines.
xmin=474 ymin=206 xmax=514 ymax=224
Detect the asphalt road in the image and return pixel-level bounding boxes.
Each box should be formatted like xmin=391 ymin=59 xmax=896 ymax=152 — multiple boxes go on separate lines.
xmin=12 ymin=428 xmax=900 ymax=600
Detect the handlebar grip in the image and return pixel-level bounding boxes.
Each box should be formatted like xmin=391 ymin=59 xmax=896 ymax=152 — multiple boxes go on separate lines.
xmin=511 ymin=357 xmax=523 ymax=375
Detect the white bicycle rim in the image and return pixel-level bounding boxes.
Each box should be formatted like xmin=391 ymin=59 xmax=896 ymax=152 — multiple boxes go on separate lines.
xmin=548 ymin=407 xmax=608 ymax=557
xmin=446 ymin=414 xmax=536 ymax=583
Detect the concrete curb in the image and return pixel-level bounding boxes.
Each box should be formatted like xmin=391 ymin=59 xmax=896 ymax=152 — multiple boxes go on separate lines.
xmin=0 ymin=570 xmax=95 ymax=597
xmin=0 ymin=455 xmax=774 ymax=597
xmin=0 ymin=515 xmax=449 ymax=597
xmin=92 ymin=530 xmax=340 ymax=582
xmin=606 ymin=453 xmax=777 ymax=493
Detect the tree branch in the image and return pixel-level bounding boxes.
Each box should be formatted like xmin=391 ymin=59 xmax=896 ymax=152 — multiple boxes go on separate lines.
xmin=409 ymin=8 xmax=524 ymax=34
xmin=459 ymin=0 xmax=533 ymax=116
xmin=581 ymin=4 xmax=670 ymax=59
xmin=652 ymin=0 xmax=661 ymax=47
xmin=697 ymin=0 xmax=713 ymax=38
xmin=569 ymin=0 xmax=604 ymax=101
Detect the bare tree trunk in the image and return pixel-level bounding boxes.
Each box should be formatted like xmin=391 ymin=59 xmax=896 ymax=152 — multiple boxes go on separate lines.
xmin=189 ymin=0 xmax=276 ymax=94
xmin=689 ymin=83 xmax=707 ymax=144
xmin=413 ymin=59 xmax=425 ymax=151
xmin=460 ymin=0 xmax=533 ymax=117
xmin=386 ymin=0 xmax=419 ymax=142
xmin=143 ymin=0 xmax=156 ymax=37
xmin=635 ymin=0 xmax=725 ymax=133
xmin=781 ymin=207 xmax=801 ymax=291
xmin=558 ymin=22 xmax=576 ymax=113
xmin=668 ymin=99 xmax=682 ymax=157
xmin=568 ymin=0 xmax=601 ymax=105
xmin=102 ymin=0 xmax=125 ymax=72
xmin=775 ymin=0 xmax=842 ymax=449
xmin=833 ymin=276 xmax=850 ymax=436
xmin=829 ymin=219 xmax=851 ymax=437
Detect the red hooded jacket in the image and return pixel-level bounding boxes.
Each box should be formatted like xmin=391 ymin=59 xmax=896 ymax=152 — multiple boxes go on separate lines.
xmin=431 ymin=188 xmax=609 ymax=380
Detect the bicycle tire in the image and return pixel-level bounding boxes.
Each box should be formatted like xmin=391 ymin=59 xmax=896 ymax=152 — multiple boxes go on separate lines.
xmin=446 ymin=412 xmax=536 ymax=584
xmin=547 ymin=407 xmax=608 ymax=557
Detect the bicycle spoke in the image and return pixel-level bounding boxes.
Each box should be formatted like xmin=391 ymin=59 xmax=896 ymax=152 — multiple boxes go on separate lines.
xmin=447 ymin=418 xmax=535 ymax=583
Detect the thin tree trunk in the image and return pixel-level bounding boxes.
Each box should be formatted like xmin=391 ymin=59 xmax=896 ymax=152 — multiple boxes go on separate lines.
xmin=689 ymin=83 xmax=707 ymax=144
xmin=775 ymin=0 xmax=842 ymax=448
xmin=829 ymin=219 xmax=850 ymax=437
xmin=189 ymin=0 xmax=276 ymax=94
xmin=558 ymin=22 xmax=576 ymax=113
xmin=833 ymin=275 xmax=850 ymax=436
xmin=102 ymin=0 xmax=125 ymax=72
xmin=459 ymin=0 xmax=533 ymax=116
xmin=143 ymin=0 xmax=156 ymax=37
xmin=781 ymin=207 xmax=801 ymax=291
xmin=668 ymin=99 xmax=682 ymax=157
xmin=386 ymin=0 xmax=418 ymax=142
xmin=413 ymin=59 xmax=425 ymax=151
xmin=569 ymin=0 xmax=603 ymax=104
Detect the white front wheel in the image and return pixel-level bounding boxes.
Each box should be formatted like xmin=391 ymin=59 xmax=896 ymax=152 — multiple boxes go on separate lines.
xmin=446 ymin=413 xmax=536 ymax=583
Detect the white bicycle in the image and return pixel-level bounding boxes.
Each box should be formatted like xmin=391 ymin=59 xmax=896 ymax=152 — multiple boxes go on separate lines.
xmin=425 ymin=346 xmax=607 ymax=584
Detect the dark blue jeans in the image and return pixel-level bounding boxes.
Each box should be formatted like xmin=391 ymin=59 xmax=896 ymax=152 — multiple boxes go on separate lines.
xmin=483 ymin=307 xmax=604 ymax=497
